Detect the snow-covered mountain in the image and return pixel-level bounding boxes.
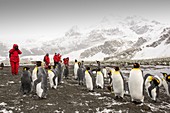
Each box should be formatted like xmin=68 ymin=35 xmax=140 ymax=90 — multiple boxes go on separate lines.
xmin=0 ymin=15 xmax=169 ymax=62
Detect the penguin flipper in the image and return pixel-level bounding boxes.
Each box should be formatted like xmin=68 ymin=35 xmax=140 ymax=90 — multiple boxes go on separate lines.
xmin=148 ymin=82 xmax=156 ymax=98
xmin=156 ymin=86 xmax=159 ymax=98
xmin=120 ymin=71 xmax=125 ymax=91
xmin=168 ymin=82 xmax=170 ymax=95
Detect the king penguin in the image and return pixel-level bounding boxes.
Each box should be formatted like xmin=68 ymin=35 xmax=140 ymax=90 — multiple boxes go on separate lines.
xmin=47 ymin=66 xmax=58 ymax=89
xmin=36 ymin=67 xmax=48 ymax=98
xmin=32 ymin=61 xmax=48 ymax=98
xmin=32 ymin=61 xmax=42 ymax=92
xmin=111 ymin=66 xmax=125 ymax=98
xmin=161 ymin=72 xmax=170 ymax=96
xmin=32 ymin=61 xmax=41 ymax=83
xmin=85 ymin=66 xmax=93 ymax=91
xmin=74 ymin=59 xmax=79 ymax=80
xmin=144 ymin=74 xmax=162 ymax=102
xmin=96 ymin=68 xmax=104 ymax=89
xmin=128 ymin=63 xmax=144 ymax=103
xmin=77 ymin=62 xmax=85 ymax=85
xmin=20 ymin=67 xmax=32 ymax=95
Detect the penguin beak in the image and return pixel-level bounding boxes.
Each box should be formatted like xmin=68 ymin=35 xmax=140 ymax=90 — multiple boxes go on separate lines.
xmin=161 ymin=72 xmax=167 ymax=77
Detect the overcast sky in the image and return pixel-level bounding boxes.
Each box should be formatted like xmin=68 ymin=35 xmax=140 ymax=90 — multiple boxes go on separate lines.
xmin=0 ymin=0 xmax=170 ymax=42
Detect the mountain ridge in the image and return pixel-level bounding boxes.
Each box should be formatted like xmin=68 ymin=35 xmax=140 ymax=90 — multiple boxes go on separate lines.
xmin=0 ymin=15 xmax=169 ymax=61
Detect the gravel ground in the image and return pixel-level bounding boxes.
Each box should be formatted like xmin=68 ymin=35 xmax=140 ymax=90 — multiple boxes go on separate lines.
xmin=0 ymin=65 xmax=170 ymax=113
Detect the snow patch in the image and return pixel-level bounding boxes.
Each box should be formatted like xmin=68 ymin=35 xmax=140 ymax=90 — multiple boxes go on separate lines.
xmin=0 ymin=109 xmax=13 ymax=113
xmin=0 ymin=102 xmax=7 ymax=106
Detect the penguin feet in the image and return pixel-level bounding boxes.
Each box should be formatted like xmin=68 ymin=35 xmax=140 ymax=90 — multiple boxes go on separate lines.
xmin=52 ymin=86 xmax=57 ymax=89
xmin=42 ymin=95 xmax=47 ymax=99
xmin=115 ymin=95 xmax=123 ymax=100
xmin=79 ymin=82 xmax=84 ymax=86
xmin=115 ymin=96 xmax=118 ymax=99
xmin=89 ymin=90 xmax=94 ymax=92
xmin=31 ymin=91 xmax=37 ymax=96
xmin=151 ymin=99 xmax=159 ymax=103
xmin=97 ymin=86 xmax=102 ymax=89
xmin=153 ymin=100 xmax=157 ymax=103
xmin=119 ymin=96 xmax=124 ymax=100
xmin=131 ymin=98 xmax=135 ymax=103
xmin=131 ymin=100 xmax=143 ymax=104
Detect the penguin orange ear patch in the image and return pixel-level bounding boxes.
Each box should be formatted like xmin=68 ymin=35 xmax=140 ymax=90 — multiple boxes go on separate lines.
xmin=148 ymin=76 xmax=153 ymax=81
xmin=168 ymin=76 xmax=170 ymax=79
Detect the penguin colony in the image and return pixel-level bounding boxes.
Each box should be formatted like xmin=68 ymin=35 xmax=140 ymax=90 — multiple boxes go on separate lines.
xmin=20 ymin=61 xmax=170 ymax=103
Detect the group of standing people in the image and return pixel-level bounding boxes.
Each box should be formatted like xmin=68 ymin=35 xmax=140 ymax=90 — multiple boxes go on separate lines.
xmin=43 ymin=53 xmax=61 ymax=68
xmin=43 ymin=53 xmax=70 ymax=80
xmin=8 ymin=44 xmax=69 ymax=77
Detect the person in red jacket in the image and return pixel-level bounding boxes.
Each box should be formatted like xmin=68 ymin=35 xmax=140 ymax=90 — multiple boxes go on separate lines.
xmin=63 ymin=57 xmax=69 ymax=79
xmin=53 ymin=53 xmax=61 ymax=67
xmin=9 ymin=44 xmax=22 ymax=75
xmin=53 ymin=53 xmax=57 ymax=67
xmin=44 ymin=53 xmax=50 ymax=68
xmin=63 ymin=57 xmax=69 ymax=66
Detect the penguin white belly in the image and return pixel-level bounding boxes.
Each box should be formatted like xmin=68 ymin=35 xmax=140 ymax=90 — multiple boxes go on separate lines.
xmin=162 ymin=79 xmax=170 ymax=96
xmin=129 ymin=70 xmax=144 ymax=101
xmin=151 ymin=88 xmax=157 ymax=101
xmin=102 ymin=69 xmax=107 ymax=78
xmin=145 ymin=79 xmax=151 ymax=94
xmin=32 ymin=68 xmax=38 ymax=82
xmin=48 ymin=71 xmax=58 ymax=89
xmin=74 ymin=64 xmax=79 ymax=79
xmin=85 ymin=73 xmax=93 ymax=91
xmin=48 ymin=72 xmax=54 ymax=88
xmin=36 ymin=83 xmax=43 ymax=98
xmin=96 ymin=72 xmax=104 ymax=88
xmin=112 ymin=75 xmax=124 ymax=95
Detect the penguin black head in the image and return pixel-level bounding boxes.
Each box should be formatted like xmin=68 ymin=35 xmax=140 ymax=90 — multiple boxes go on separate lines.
xmin=48 ymin=65 xmax=52 ymax=70
xmin=160 ymin=72 xmax=167 ymax=77
xmin=36 ymin=61 xmax=42 ymax=67
xmin=96 ymin=61 xmax=100 ymax=64
xmin=23 ymin=67 xmax=30 ymax=71
xmin=133 ymin=63 xmax=140 ymax=68
xmin=60 ymin=60 xmax=62 ymax=63
xmin=53 ymin=65 xmax=56 ymax=69
xmin=86 ymin=66 xmax=90 ymax=70
xmin=75 ymin=59 xmax=77 ymax=62
xmin=114 ymin=66 xmax=119 ymax=71
xmin=97 ymin=68 xmax=101 ymax=71
xmin=78 ymin=62 xmax=81 ymax=67
xmin=108 ymin=70 xmax=112 ymax=76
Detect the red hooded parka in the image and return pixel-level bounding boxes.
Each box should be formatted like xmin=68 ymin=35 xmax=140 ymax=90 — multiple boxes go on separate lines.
xmin=9 ymin=44 xmax=22 ymax=75
xmin=44 ymin=54 xmax=50 ymax=68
